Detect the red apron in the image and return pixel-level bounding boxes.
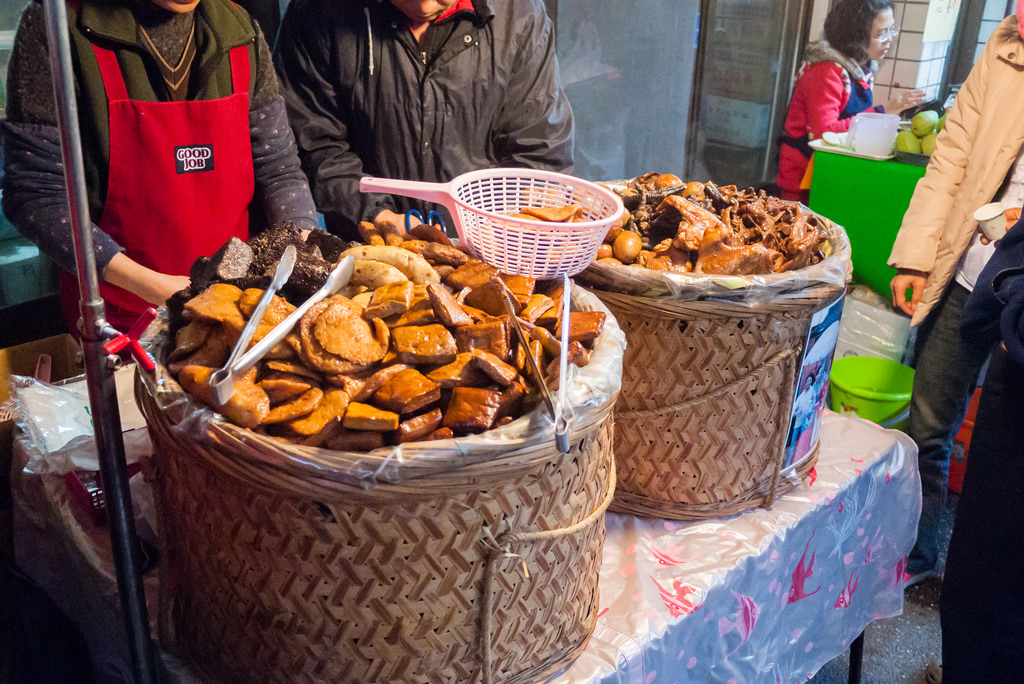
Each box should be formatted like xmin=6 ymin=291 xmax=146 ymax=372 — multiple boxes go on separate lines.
xmin=61 ymin=42 xmax=254 ymax=332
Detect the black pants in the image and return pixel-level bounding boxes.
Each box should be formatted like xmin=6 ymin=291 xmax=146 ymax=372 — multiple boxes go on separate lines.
xmin=940 ymin=344 xmax=1024 ymax=682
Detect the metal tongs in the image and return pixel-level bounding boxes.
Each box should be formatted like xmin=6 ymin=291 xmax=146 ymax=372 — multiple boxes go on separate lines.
xmin=208 ymin=252 xmax=356 ymax=404
xmin=501 ymin=275 xmax=573 ymax=453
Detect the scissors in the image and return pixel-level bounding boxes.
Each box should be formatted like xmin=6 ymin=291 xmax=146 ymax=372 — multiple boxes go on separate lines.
xmin=405 ymin=209 xmax=446 ymax=232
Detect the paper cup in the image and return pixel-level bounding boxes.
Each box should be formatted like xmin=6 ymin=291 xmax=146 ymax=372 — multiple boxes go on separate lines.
xmin=974 ymin=202 xmax=1007 ymax=242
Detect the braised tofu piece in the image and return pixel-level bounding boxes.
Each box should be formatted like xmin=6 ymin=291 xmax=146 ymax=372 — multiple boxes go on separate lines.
xmin=264 ymin=387 xmax=324 ymax=424
xmin=497 ymin=379 xmax=527 ymax=419
xmin=364 ymin=281 xmax=414 ymax=320
xmin=520 ymin=294 xmax=555 ymax=324
xmin=401 ymin=239 xmax=470 ymax=266
xmin=392 ymin=324 xmax=459 ymax=365
xmin=388 ymin=298 xmax=438 ymax=328
xmin=408 ymin=222 xmax=454 ymax=247
xmin=183 ymin=283 xmax=245 ymax=328
xmin=168 ymin=329 xmax=233 ymax=376
xmin=259 ymin=372 xmax=314 ymax=404
xmin=373 ymin=368 xmax=442 ymax=414
xmin=427 ymin=352 xmax=491 ymax=388
xmin=265 ymin=359 xmax=322 ymax=381
xmin=286 ymin=389 xmax=351 ymax=436
xmin=179 ymin=365 xmax=269 ymax=429
xmin=568 ymin=311 xmax=606 ymax=344
xmin=444 ymin=260 xmax=498 ymax=290
xmin=343 ymin=402 xmax=400 ymax=431
xmin=500 ymin=274 xmax=535 ymax=306
xmin=170 ymin=319 xmax=214 ymax=358
xmin=326 ymin=427 xmax=385 ymax=451
xmin=442 ymin=387 xmax=503 ymax=435
xmin=427 ymin=283 xmax=473 ymax=327
xmin=464 ymin=278 xmax=517 ymax=317
xmin=397 ymin=408 xmax=444 ymax=443
xmin=454 ymin=319 xmax=510 ymax=361
xmin=426 ymin=427 xmax=454 ymax=441
xmin=349 ymin=363 xmax=411 ymax=402
xmin=469 ymin=349 xmax=517 ymax=387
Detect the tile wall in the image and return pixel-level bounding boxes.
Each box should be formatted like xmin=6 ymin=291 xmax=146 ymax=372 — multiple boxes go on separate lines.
xmin=874 ymin=0 xmax=1014 ymax=107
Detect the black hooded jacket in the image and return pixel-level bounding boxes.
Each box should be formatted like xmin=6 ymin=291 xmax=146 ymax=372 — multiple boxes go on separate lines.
xmin=274 ymin=0 xmax=574 ymax=239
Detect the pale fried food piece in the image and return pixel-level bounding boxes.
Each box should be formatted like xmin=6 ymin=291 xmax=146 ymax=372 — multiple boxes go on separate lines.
xmin=178 ymin=365 xmax=269 ymax=429
xmin=183 ymin=283 xmax=245 ymax=328
xmin=285 ymin=388 xmax=350 ymax=436
xmin=258 ymin=372 xmax=313 ymax=403
xmin=342 ymin=402 xmax=400 ymax=431
xmin=350 ymin=260 xmax=408 ymax=290
xmin=339 ymin=245 xmax=439 ymax=284
xmin=264 ymin=387 xmax=324 ymax=424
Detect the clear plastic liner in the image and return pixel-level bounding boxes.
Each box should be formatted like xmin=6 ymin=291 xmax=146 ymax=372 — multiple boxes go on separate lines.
xmin=137 ymin=287 xmax=626 ymax=491
xmin=10 ymin=367 xmax=151 ymax=475
xmin=577 ymin=207 xmax=852 ymax=305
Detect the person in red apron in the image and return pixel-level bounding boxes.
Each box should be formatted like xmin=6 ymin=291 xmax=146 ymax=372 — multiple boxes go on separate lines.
xmin=3 ymin=0 xmax=318 ymax=333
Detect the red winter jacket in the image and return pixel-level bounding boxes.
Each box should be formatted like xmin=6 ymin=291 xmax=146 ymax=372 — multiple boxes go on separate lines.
xmin=776 ymin=45 xmax=879 ymax=196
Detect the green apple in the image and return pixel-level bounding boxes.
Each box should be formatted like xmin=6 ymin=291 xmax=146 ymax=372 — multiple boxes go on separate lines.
xmin=920 ymin=132 xmax=938 ymax=155
xmin=911 ymin=110 xmax=939 ymax=137
xmin=895 ymin=130 xmax=923 ymax=154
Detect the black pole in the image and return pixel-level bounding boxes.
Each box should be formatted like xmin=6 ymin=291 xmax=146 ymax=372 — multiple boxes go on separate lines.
xmin=39 ymin=1 xmax=158 ymax=681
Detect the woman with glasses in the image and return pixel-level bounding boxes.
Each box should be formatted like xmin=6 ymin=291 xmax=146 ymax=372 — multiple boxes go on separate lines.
xmin=776 ymin=0 xmax=924 ymax=202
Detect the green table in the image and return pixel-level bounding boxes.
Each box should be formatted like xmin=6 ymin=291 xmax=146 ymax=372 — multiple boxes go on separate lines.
xmin=809 ymin=150 xmax=927 ymax=297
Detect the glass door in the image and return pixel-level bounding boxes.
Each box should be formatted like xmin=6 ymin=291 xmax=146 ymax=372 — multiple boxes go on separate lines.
xmin=687 ymin=0 xmax=809 ymax=188
xmin=555 ymin=0 xmax=701 ymax=182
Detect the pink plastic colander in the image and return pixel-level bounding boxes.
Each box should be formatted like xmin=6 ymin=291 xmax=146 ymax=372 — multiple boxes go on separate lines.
xmin=360 ymin=168 xmax=624 ymax=279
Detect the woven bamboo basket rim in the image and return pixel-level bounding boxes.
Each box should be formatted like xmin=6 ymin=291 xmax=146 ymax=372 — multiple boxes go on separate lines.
xmin=577 ymin=212 xmax=851 ymax=304
xmin=137 ymin=287 xmax=624 ymax=503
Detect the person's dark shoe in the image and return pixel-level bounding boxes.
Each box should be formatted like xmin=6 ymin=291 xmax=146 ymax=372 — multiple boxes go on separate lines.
xmin=903 ymin=569 xmax=935 ymax=588
xmin=925 ymin=660 xmax=942 ymax=683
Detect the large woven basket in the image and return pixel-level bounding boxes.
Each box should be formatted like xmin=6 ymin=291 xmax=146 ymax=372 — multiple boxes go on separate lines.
xmin=136 ymin=289 xmax=623 ymax=683
xmin=578 ymin=217 xmax=851 ymax=520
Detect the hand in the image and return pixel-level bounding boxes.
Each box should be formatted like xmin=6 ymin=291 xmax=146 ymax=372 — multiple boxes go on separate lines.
xmin=374 ymin=209 xmax=411 ymax=245
xmin=890 ymin=268 xmax=928 ymax=316
xmin=103 ymin=253 xmax=191 ymax=305
xmin=884 ymin=89 xmax=927 ymax=116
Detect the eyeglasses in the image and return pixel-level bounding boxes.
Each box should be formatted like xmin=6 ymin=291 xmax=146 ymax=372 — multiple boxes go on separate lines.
xmin=872 ymin=26 xmax=900 ymax=41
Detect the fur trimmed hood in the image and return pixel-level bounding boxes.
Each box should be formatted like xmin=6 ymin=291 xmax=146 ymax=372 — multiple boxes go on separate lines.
xmin=803 ymin=40 xmax=876 ymax=82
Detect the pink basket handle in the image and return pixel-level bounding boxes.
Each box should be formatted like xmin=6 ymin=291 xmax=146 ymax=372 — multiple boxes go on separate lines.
xmin=359 ymin=176 xmax=456 ymax=212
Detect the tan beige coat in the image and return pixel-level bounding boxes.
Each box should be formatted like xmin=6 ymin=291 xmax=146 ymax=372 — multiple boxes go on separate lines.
xmin=888 ymin=17 xmax=1024 ymax=326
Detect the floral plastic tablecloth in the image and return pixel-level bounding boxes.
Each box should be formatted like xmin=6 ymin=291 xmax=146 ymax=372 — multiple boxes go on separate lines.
xmin=555 ymin=411 xmax=920 ymax=684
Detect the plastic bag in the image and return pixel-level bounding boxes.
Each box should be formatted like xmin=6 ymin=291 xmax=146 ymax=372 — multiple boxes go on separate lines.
xmin=11 ymin=366 xmax=151 ymax=475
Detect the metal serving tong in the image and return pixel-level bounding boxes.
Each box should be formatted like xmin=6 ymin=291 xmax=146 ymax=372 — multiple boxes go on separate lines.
xmin=500 ymin=277 xmax=573 ymax=453
xmin=208 ymin=252 xmax=356 ymax=405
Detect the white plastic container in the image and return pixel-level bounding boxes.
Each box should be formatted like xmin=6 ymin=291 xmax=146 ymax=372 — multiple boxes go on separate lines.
xmin=848 ymin=112 xmax=900 ymax=158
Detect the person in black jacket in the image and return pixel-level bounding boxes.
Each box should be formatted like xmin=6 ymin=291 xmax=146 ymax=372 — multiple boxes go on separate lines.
xmin=274 ymin=0 xmax=574 ymax=240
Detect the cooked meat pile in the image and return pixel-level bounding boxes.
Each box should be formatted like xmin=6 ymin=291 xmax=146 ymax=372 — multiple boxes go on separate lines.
xmin=597 ymin=172 xmax=831 ymax=276
xmin=168 ymin=224 xmax=605 ymax=450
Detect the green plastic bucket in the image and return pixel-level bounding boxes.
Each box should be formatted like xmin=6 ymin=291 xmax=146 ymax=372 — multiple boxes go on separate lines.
xmin=829 ymin=356 xmax=915 ymax=429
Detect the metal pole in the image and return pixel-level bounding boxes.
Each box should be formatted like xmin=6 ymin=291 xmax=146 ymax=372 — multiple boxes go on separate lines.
xmin=40 ymin=1 xmax=158 ymax=682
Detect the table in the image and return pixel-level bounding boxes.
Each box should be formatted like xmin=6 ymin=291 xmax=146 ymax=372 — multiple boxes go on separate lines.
xmin=11 ymin=407 xmax=918 ymax=683
xmin=809 ymin=150 xmax=927 ymax=297
xmin=555 ymin=411 xmax=920 ymax=683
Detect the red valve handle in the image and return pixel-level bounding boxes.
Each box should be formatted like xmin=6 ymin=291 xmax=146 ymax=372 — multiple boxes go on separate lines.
xmin=102 ymin=308 xmax=158 ymax=372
